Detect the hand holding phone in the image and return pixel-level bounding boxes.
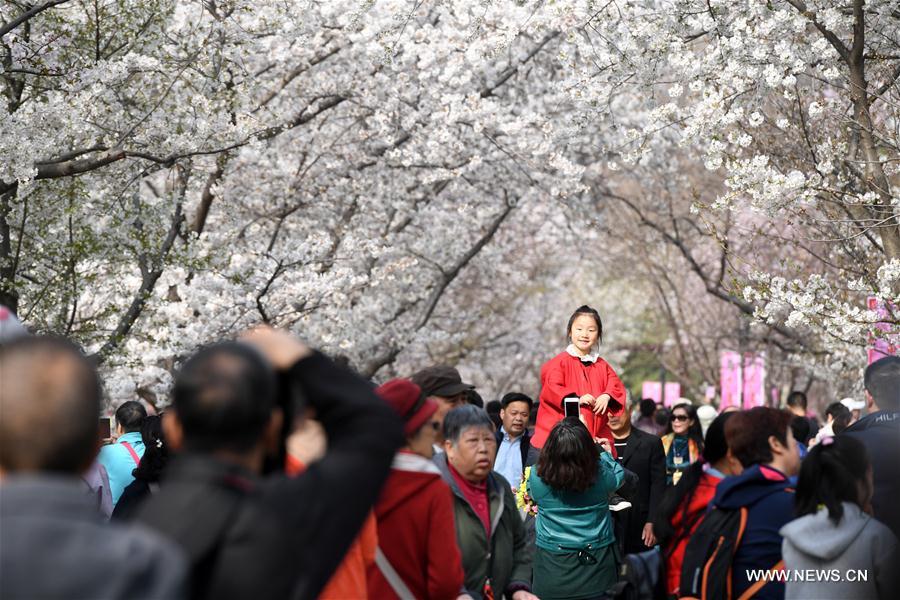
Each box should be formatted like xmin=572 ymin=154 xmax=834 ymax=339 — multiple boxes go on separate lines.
xmin=595 ymin=437 xmax=612 ymax=453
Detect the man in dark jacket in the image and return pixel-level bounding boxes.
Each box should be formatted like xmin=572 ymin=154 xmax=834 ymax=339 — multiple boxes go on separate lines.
xmin=0 ymin=336 xmax=186 ymax=599
xmin=494 ymin=392 xmax=540 ymax=490
xmin=714 ymin=407 xmax=800 ymax=600
xmin=607 ymin=410 xmax=666 ymax=554
xmin=435 ymin=405 xmax=536 ymax=600
xmin=136 ymin=327 xmax=404 ymax=600
xmin=843 ymin=355 xmax=900 ymax=538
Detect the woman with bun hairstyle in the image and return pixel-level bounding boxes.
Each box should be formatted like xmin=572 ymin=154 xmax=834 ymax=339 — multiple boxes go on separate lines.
xmin=532 ymin=305 xmax=626 ymax=452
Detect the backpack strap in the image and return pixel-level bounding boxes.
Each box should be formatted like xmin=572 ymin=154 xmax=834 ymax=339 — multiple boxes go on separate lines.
xmin=120 ymin=441 xmax=141 ymax=466
xmin=375 ymin=547 xmax=415 ymax=600
xmin=736 ymin=560 xmax=784 ymax=600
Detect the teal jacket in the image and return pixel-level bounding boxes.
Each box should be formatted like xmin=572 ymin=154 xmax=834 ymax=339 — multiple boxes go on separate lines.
xmin=99 ymin=432 xmax=145 ymax=506
xmin=527 ymin=452 xmax=624 ymax=551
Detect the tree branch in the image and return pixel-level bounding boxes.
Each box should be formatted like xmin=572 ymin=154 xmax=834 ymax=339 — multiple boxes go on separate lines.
xmin=93 ymin=172 xmax=187 ymax=362
xmin=0 ymin=0 xmax=72 ymax=39
xmin=481 ymin=31 xmax=560 ymax=98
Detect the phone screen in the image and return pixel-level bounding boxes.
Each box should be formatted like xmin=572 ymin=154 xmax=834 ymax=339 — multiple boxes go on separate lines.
xmin=564 ymin=398 xmax=580 ymax=418
xmin=98 ymin=417 xmax=111 ymax=440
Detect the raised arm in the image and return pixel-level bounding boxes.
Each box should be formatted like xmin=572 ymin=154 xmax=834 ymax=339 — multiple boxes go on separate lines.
xmin=242 ymin=327 xmax=403 ymax=600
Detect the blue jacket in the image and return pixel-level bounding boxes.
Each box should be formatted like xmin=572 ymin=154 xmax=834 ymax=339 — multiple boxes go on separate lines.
xmin=99 ymin=432 xmax=145 ymax=506
xmin=528 ymin=452 xmax=624 ymax=552
xmin=843 ymin=410 xmax=900 ymax=539
xmin=711 ymin=464 xmax=795 ymax=600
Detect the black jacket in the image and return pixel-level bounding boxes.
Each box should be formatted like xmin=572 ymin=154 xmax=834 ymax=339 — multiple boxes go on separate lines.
xmin=843 ymin=410 xmax=900 ymax=539
xmin=494 ymin=429 xmax=540 ymax=473
xmin=615 ymin=427 xmax=666 ymax=554
xmin=136 ymin=352 xmax=404 ymax=600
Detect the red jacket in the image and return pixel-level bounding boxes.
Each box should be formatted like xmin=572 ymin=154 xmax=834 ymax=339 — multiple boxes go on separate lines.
xmin=664 ymin=471 xmax=723 ymax=596
xmin=533 ymin=351 xmax=626 ymax=450
xmin=367 ymin=452 xmax=464 ymax=600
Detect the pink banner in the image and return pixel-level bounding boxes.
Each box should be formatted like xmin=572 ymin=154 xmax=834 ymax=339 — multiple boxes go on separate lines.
xmin=720 ymin=350 xmax=742 ymax=408
xmin=742 ymin=353 xmax=766 ymax=408
xmin=664 ymin=383 xmax=682 ymax=407
xmin=641 ymin=381 xmax=681 ymax=406
xmin=641 ymin=381 xmax=662 ymax=405
xmin=867 ymin=297 xmax=898 ymax=364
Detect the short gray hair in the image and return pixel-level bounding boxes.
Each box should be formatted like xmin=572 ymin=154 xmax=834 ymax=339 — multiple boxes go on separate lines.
xmin=443 ymin=405 xmax=494 ymax=444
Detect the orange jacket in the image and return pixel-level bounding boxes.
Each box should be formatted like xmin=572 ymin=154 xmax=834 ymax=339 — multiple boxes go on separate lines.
xmin=286 ymin=454 xmax=377 ymax=599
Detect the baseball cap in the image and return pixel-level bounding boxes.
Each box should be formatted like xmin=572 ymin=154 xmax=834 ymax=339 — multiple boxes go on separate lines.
xmin=410 ymin=365 xmax=474 ymax=398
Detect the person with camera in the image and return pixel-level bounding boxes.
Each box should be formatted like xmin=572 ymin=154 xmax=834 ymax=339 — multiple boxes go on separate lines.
xmin=526 ymin=418 xmax=624 ymax=600
xmin=135 ymin=326 xmax=405 ymax=600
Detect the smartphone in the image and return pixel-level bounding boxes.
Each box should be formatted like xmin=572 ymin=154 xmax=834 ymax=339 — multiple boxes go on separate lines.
xmin=564 ymin=396 xmax=581 ymax=418
xmin=98 ymin=416 xmax=112 ymax=441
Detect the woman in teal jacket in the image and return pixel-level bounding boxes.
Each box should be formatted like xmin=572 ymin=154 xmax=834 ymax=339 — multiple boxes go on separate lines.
xmin=527 ymin=418 xmax=624 ymax=599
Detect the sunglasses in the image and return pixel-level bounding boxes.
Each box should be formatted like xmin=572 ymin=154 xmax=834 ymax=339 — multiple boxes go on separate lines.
xmin=671 ymin=414 xmax=689 ymax=422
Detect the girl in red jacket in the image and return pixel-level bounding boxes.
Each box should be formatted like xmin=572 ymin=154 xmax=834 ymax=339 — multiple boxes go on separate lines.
xmin=532 ymin=305 xmax=626 ymax=451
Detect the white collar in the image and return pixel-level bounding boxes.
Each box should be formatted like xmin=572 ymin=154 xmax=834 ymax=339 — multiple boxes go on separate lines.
xmin=566 ymin=344 xmax=600 ymax=364
xmin=392 ymin=451 xmax=441 ymax=475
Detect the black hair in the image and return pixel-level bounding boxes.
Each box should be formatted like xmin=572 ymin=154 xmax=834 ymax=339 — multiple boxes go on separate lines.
xmin=790 ymin=416 xmax=812 ymax=446
xmin=831 ymin=412 xmax=852 ymax=435
xmin=0 ymin=336 xmax=102 ymax=473
xmin=864 ymin=355 xmax=900 ymax=410
xmin=796 ymin=435 xmax=870 ymax=524
xmin=500 ymin=392 xmax=533 ymax=410
xmin=786 ymin=390 xmax=808 ymax=410
xmin=825 ymin=401 xmax=850 ymax=421
xmin=442 ymin=405 xmax=495 ymax=444
xmin=466 ymin=389 xmax=484 ymax=408
xmin=654 ymin=412 xmax=736 ymax=547
xmin=566 ymin=305 xmax=603 ymax=345
xmin=655 ymin=406 xmax=670 ymax=428
xmin=536 ymin=418 xmax=599 ymax=493
xmin=173 ymin=341 xmax=277 ymax=453
xmin=115 ymin=400 xmax=147 ymax=433
xmin=665 ymin=402 xmax=704 ymax=446
xmin=485 ymin=400 xmax=502 ymax=429
xmin=639 ymin=398 xmax=657 ymax=417
xmin=132 ymin=415 xmax=168 ymax=482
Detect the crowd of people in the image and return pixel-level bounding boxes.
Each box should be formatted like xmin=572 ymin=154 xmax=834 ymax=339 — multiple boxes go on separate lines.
xmin=0 ymin=304 xmax=898 ymax=599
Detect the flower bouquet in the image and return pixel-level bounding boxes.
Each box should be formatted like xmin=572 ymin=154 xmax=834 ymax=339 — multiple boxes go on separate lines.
xmin=515 ymin=466 xmax=539 ymax=516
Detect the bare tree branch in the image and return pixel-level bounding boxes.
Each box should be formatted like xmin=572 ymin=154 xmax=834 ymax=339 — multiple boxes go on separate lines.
xmin=0 ymin=0 xmax=72 ymax=39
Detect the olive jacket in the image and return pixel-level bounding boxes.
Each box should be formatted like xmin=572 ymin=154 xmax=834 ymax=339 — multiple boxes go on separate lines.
xmin=433 ymin=453 xmax=533 ymax=599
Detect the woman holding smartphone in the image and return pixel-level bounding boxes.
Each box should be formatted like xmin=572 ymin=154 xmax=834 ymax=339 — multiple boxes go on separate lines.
xmin=532 ymin=305 xmax=626 ymax=455
xmin=527 ymin=419 xmax=624 ymax=599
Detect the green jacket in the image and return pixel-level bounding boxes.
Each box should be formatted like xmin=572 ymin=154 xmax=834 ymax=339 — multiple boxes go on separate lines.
xmin=434 ymin=453 xmax=533 ymax=599
xmin=527 ymin=452 xmax=623 ymax=551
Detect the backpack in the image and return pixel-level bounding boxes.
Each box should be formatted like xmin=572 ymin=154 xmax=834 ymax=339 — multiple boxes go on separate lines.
xmin=679 ymin=505 xmax=783 ymax=600
xmin=601 ymin=548 xmax=667 ymax=600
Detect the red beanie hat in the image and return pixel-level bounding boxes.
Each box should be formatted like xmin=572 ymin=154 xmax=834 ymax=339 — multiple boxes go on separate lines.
xmin=376 ymin=378 xmax=438 ymax=437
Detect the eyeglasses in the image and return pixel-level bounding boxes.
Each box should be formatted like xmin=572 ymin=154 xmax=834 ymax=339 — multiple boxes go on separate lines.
xmin=671 ymin=414 xmax=689 ymax=422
